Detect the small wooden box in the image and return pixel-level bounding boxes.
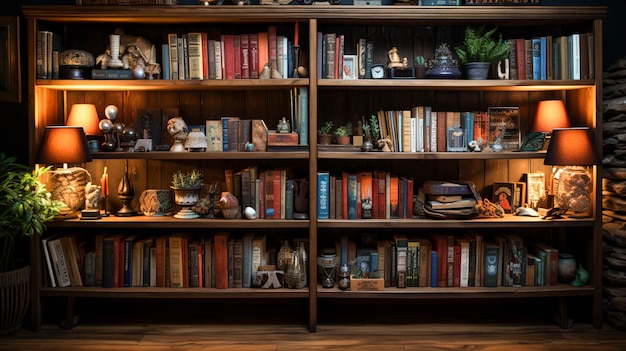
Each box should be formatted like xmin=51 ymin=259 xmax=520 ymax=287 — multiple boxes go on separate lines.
xmin=350 ymin=276 xmax=384 ymax=291
xmin=268 ymin=132 xmax=299 ymax=146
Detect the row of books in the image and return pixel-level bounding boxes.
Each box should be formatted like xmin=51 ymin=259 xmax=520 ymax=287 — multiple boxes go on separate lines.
xmin=163 ymin=26 xmax=296 ymax=81
xmin=43 ymin=231 xmax=308 ymax=289
xmin=338 ymin=231 xmax=561 ymax=289
xmin=317 ymin=33 xmax=374 ymax=80
xmin=506 ymin=32 xmax=595 ymax=81
xmin=372 ymin=106 xmax=522 ymax=153
xmin=76 ymin=1 xmax=177 ymax=4
xmin=35 ymin=30 xmax=62 ymax=79
xmin=225 ymin=167 xmax=302 ymax=220
xmin=317 ymin=170 xmax=414 ymax=220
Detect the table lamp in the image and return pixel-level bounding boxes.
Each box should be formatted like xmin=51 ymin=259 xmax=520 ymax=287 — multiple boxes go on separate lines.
xmin=36 ymin=126 xmax=93 ymax=218
xmin=66 ymin=103 xmax=101 ymax=152
xmin=524 ymin=100 xmax=572 ymax=151
xmin=544 ymin=127 xmax=600 ymax=217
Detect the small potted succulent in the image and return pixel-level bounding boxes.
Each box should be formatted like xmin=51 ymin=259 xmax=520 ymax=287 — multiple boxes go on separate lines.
xmin=318 ymin=121 xmax=334 ymax=145
xmin=334 ymin=125 xmax=352 ymax=145
xmin=414 ymin=55 xmax=426 ymax=78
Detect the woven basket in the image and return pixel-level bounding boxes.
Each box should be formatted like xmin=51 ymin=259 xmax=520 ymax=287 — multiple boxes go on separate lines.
xmin=0 ymin=266 xmax=30 ymax=336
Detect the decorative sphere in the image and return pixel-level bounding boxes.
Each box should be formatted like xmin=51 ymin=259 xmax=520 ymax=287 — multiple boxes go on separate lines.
xmin=133 ymin=66 xmax=146 ymax=79
xmin=105 ymin=105 xmax=118 ymax=121
xmin=99 ymin=119 xmax=113 ymax=133
xmin=122 ymin=126 xmax=137 ymax=142
xmin=244 ymin=206 xmax=257 ymax=220
xmin=113 ymin=122 xmax=125 ymax=134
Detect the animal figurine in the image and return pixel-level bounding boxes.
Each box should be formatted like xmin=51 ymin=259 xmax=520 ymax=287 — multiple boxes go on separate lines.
xmin=219 ymin=191 xmax=240 ymax=219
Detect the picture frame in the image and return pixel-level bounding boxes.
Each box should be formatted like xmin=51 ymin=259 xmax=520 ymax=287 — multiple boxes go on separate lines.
xmin=492 ymin=182 xmax=515 ymax=214
xmin=342 ymin=55 xmax=357 ymax=80
xmin=487 ymin=107 xmax=520 ymax=151
xmin=0 ymin=16 xmax=21 ymax=103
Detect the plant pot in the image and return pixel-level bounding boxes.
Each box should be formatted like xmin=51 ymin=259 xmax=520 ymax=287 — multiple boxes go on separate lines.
xmin=1 ymin=266 xmax=30 ymax=336
xmin=465 ymin=62 xmax=491 ymax=80
xmin=335 ymin=136 xmax=350 ymax=145
xmin=317 ymin=134 xmax=332 ymax=145
xmin=171 ymin=186 xmax=202 ymax=219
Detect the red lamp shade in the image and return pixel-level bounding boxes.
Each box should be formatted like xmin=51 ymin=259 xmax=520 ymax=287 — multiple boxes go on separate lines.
xmin=66 ymin=103 xmax=101 ymax=136
xmin=531 ymin=100 xmax=572 ymax=133
xmin=36 ymin=126 xmax=93 ymax=165
xmin=543 ymin=127 xmax=600 ymax=166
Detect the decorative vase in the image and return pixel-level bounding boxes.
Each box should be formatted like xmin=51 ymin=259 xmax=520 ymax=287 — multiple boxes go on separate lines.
xmin=171 ymin=186 xmax=202 ymax=219
xmin=285 ymin=250 xmax=305 ymax=289
xmin=558 ymin=253 xmax=577 ymax=283
xmin=116 ymin=162 xmax=137 ymax=217
xmin=139 ymin=189 xmax=174 ymax=216
xmin=571 ymin=264 xmax=590 ymax=287
xmin=424 ymin=43 xmax=462 ymax=79
xmin=465 ymin=62 xmax=491 ymax=80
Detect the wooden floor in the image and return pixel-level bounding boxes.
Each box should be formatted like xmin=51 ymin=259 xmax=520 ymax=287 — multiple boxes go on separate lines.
xmin=1 ymin=299 xmax=625 ymax=350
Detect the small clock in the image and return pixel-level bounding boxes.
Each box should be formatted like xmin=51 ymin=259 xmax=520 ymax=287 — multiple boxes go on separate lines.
xmin=371 ymin=64 xmax=385 ymax=79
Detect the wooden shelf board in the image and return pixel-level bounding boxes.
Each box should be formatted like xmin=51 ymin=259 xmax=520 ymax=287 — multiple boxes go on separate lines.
xmin=317 ymin=284 xmax=595 ymax=299
xmin=40 ymin=286 xmax=309 ymax=299
xmin=317 ymin=151 xmax=545 ymax=160
xmin=91 ymin=151 xmax=309 ymax=160
xmin=317 ymin=215 xmax=594 ymax=229
xmin=318 ymin=79 xmax=595 ymax=91
xmin=47 ymin=217 xmax=310 ymax=229
xmin=35 ymin=78 xmax=309 ymax=91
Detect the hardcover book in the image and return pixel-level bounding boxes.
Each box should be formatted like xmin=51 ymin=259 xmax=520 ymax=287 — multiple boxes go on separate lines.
xmin=214 ymin=232 xmax=230 ymax=289
xmin=317 ymin=171 xmax=330 ymax=219
xmin=484 ymin=242 xmax=499 ymax=287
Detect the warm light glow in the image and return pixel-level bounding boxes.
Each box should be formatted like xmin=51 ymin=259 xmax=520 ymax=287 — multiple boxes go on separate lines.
xmin=66 ymin=103 xmax=101 ymax=136
xmin=35 ymin=126 xmax=93 ymax=166
xmin=531 ymin=100 xmax=572 ymax=133
xmin=544 ymin=127 xmax=600 ymax=166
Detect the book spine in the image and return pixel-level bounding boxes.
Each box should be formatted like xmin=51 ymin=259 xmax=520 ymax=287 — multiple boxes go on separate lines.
xmin=201 ymin=32 xmax=209 ymax=80
xmin=532 ymin=37 xmax=541 ymax=80
xmin=214 ymin=232 xmax=229 ymax=289
xmin=317 ymin=172 xmax=330 ymax=219
xmin=168 ymin=236 xmax=183 ymax=288
xmin=285 ymin=179 xmax=294 ymax=220
xmin=187 ymin=32 xmax=203 ymax=80
xmin=347 ymin=173 xmax=358 ymax=219
xmin=167 ymin=33 xmax=179 ymax=80
xmin=249 ymin=33 xmax=259 ymax=79
xmin=484 ymin=243 xmax=499 ymax=287
xmin=395 ymin=238 xmax=408 ymax=288
xmin=240 ymin=34 xmax=250 ymax=79
xmin=298 ymin=87 xmax=308 ymax=146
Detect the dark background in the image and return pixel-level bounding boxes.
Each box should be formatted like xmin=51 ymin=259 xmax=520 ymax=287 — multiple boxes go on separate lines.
xmin=1 ymin=0 xmax=624 ymax=165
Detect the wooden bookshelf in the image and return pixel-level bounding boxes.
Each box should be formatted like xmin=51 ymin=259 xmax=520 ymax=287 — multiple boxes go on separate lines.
xmin=25 ymin=5 xmax=605 ymax=332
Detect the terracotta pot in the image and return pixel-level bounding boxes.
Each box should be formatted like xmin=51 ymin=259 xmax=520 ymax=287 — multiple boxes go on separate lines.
xmin=317 ymin=134 xmax=333 ymax=145
xmin=335 ymin=136 xmax=350 ymax=145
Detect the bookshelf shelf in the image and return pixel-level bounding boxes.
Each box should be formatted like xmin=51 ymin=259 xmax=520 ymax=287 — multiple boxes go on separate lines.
xmin=25 ymin=5 xmax=605 ymax=333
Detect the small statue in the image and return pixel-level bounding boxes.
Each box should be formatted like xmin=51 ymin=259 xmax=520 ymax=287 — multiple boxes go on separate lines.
xmin=387 ymin=47 xmax=407 ymax=69
xmin=85 ymin=182 xmax=102 ymax=209
xmin=96 ymin=29 xmax=161 ymax=78
xmin=167 ymin=116 xmax=189 ymax=152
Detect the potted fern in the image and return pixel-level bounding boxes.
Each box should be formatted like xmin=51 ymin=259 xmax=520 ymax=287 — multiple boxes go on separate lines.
xmin=0 ymin=153 xmax=63 ymax=335
xmin=454 ymin=25 xmax=510 ymax=80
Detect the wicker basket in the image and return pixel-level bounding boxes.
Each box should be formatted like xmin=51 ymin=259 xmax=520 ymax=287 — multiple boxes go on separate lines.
xmin=0 ymin=266 xmax=30 ymax=336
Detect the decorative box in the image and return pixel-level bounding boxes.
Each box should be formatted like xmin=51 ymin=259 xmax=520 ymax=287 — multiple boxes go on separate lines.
xmin=350 ymin=276 xmax=384 ymax=291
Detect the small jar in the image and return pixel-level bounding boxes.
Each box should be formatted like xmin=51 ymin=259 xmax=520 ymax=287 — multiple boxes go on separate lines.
xmin=338 ymin=264 xmax=350 ymax=290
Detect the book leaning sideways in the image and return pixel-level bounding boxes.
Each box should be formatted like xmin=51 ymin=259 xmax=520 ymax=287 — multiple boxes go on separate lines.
xmin=422 ymin=180 xmax=471 ymax=195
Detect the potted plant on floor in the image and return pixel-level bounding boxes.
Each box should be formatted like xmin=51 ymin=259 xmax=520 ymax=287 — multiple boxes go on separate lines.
xmin=454 ymin=25 xmax=510 ymax=80
xmin=0 ymin=153 xmax=64 ymax=335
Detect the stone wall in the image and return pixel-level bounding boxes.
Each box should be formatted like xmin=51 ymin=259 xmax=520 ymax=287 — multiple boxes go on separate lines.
xmin=602 ymin=57 xmax=626 ymax=330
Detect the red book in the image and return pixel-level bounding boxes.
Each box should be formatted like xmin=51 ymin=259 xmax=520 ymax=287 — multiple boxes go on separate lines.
xmin=516 ymin=38 xmax=526 ymax=80
xmin=240 ymin=34 xmax=250 ymax=79
xmin=221 ymin=34 xmax=235 ymax=80
xmin=430 ymin=234 xmax=448 ymax=288
xmin=436 ymin=111 xmax=447 ymax=152
xmin=181 ymin=235 xmax=189 ymax=288
xmin=233 ymin=35 xmax=241 ymax=79
xmin=249 ymin=33 xmax=259 ymax=79
xmin=377 ymin=171 xmax=386 ymax=219
xmin=406 ymin=177 xmax=414 ymax=219
xmin=268 ymin=26 xmax=277 ymax=73
xmin=389 ymin=175 xmax=399 ymax=219
xmin=213 ymin=232 xmax=230 ymax=289
xmin=263 ymin=170 xmax=281 ymax=219
xmin=155 ymin=235 xmax=167 ymax=287
xmin=257 ymin=32 xmax=268 ymax=76
xmin=201 ymin=32 xmax=209 ymax=80
xmin=453 ymin=243 xmax=461 ymax=287
xmin=258 ymin=171 xmax=265 ymax=219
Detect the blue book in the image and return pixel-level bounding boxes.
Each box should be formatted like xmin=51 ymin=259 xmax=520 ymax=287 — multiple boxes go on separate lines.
xmin=430 ymin=250 xmax=438 ymax=288
xmin=317 ymin=171 xmax=330 ymax=219
xmin=242 ymin=232 xmax=254 ymax=288
xmin=461 ymin=112 xmax=474 ymax=143
xmin=540 ymin=36 xmax=547 ymax=80
xmin=161 ymin=43 xmax=170 ymax=80
xmin=347 ymin=173 xmax=358 ymax=219
xmin=484 ymin=242 xmax=500 ymax=287
xmin=285 ymin=179 xmax=294 ymax=220
xmin=299 ymin=87 xmax=308 ymax=146
xmin=532 ymin=37 xmax=541 ymax=80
